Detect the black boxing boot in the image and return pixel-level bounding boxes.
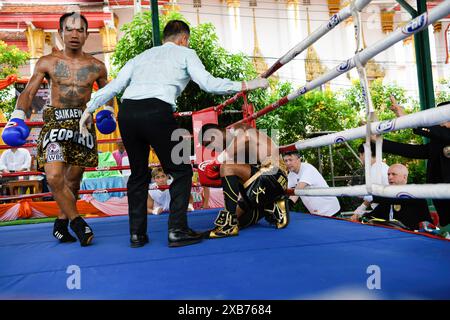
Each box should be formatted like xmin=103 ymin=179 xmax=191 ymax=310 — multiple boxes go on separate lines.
xmin=70 ymin=216 xmax=94 ymax=247
xmin=204 ymin=210 xmax=239 ymax=239
xmin=263 ymin=198 xmax=290 ymax=229
xmin=53 ymin=218 xmax=77 ymax=243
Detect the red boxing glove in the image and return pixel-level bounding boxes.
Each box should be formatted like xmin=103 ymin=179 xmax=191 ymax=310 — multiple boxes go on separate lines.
xmin=205 ymin=161 xmax=221 ymax=180
xmin=198 ymin=160 xmax=222 ymax=187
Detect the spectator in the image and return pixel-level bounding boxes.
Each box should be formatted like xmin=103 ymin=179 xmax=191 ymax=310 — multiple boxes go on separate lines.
xmin=381 ymin=97 xmax=450 ymax=226
xmin=283 ymin=151 xmax=341 ymax=217
xmin=112 ymin=140 xmax=128 ymax=167
xmin=0 ymin=147 xmax=31 ymax=173
xmin=359 ymin=164 xmax=432 ymax=230
xmin=147 ymin=167 xmax=194 ymax=214
xmin=351 ymin=143 xmax=389 ymax=220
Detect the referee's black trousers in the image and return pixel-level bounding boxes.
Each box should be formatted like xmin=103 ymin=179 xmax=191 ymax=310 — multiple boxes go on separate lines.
xmin=118 ymin=98 xmax=193 ymax=235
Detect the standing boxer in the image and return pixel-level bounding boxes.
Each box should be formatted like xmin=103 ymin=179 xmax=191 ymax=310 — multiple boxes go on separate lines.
xmin=2 ymin=12 xmax=115 ymax=246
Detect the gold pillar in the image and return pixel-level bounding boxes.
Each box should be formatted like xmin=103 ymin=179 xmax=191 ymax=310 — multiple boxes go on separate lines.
xmin=287 ymin=0 xmax=299 ymax=28
xmin=380 ymin=10 xmax=394 ymax=34
xmin=25 ymin=26 xmax=45 ymax=74
xmin=226 ymin=0 xmax=240 ymax=29
xmin=251 ymin=8 xmax=268 ymax=76
xmin=305 ymin=8 xmax=327 ymax=82
xmin=433 ymin=21 xmax=442 ymax=33
xmin=99 ymin=26 xmax=117 ymax=73
xmin=162 ymin=0 xmax=180 ymax=14
xmin=327 ymin=0 xmax=340 ymax=17
xmin=193 ymin=0 xmax=202 ymax=25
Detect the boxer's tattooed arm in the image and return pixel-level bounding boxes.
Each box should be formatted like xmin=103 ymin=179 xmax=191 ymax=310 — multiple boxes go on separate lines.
xmin=54 ymin=61 xmax=71 ymax=79
xmin=76 ymin=65 xmax=101 ymax=82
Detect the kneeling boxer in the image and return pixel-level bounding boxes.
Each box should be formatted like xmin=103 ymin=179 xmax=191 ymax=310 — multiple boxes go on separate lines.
xmin=199 ymin=123 xmax=290 ymax=238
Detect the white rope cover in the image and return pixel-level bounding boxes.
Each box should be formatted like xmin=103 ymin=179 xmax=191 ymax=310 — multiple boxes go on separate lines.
xmin=294 ymin=184 xmax=450 ymax=199
xmin=283 ymin=2 xmax=450 ymax=104
xmin=286 ymin=102 xmax=450 ymax=151
xmin=272 ymin=0 xmax=372 ymax=68
xmin=283 ymin=1 xmax=450 ymax=200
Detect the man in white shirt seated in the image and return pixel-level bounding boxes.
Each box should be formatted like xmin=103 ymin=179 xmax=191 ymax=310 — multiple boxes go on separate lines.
xmin=351 ymin=143 xmax=389 ymax=221
xmin=147 ymin=167 xmax=194 ymax=215
xmin=283 ymin=151 xmax=341 ymax=217
xmin=0 ymin=147 xmax=31 ymax=173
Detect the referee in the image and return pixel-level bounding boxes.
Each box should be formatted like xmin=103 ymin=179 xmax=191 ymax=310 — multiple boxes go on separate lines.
xmin=80 ymin=20 xmax=269 ymax=248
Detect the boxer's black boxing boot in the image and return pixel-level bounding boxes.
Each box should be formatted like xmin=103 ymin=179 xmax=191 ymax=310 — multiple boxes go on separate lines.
xmin=53 ymin=218 xmax=77 ymax=243
xmin=70 ymin=217 xmax=94 ymax=246
xmin=263 ymin=198 xmax=290 ymax=229
xmin=204 ymin=210 xmax=239 ymax=239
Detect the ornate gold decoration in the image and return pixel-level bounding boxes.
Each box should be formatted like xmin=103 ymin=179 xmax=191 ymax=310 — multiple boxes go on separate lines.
xmin=193 ymin=0 xmax=201 ymax=23
xmin=226 ymin=0 xmax=240 ymax=8
xmin=403 ymin=35 xmax=413 ymax=46
xmin=365 ymin=59 xmax=385 ymax=81
xmin=433 ymin=21 xmax=442 ymax=33
xmin=25 ymin=26 xmax=45 ymax=59
xmin=99 ymin=26 xmax=117 ymax=52
xmin=251 ymin=8 xmax=268 ymax=75
xmin=287 ymin=0 xmax=299 ymax=28
xmin=162 ymin=2 xmax=180 ymax=14
xmin=327 ymin=0 xmax=341 ymax=17
xmin=380 ymin=10 xmax=394 ymax=33
xmin=359 ymin=22 xmax=385 ymax=81
xmin=305 ymin=8 xmax=327 ymax=82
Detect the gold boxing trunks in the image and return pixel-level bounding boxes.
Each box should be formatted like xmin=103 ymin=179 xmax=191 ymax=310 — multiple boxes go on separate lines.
xmin=36 ymin=106 xmax=98 ymax=171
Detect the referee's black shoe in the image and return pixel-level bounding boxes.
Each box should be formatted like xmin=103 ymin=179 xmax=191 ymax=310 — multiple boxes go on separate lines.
xmin=130 ymin=234 xmax=149 ymax=248
xmin=168 ymin=228 xmax=202 ymax=248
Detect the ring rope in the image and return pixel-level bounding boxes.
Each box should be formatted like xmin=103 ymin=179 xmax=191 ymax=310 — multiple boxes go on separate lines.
xmin=0 ymin=183 xmax=203 ymax=202
xmin=230 ymin=2 xmax=450 ymax=128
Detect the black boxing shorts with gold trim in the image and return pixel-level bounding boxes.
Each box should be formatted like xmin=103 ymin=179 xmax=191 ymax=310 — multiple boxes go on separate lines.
xmin=238 ymin=197 xmax=290 ymax=229
xmin=36 ymin=106 xmax=98 ymax=171
xmin=238 ymin=164 xmax=288 ymax=211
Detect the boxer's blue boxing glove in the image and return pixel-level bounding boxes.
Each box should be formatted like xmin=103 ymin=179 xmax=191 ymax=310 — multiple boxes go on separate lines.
xmin=2 ymin=110 xmax=30 ymax=147
xmin=95 ymin=106 xmax=116 ymax=134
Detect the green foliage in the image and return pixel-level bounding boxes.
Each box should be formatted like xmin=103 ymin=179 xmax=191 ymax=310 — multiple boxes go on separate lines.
xmin=435 ymin=78 xmax=450 ymax=105
xmin=111 ymin=12 xmax=262 ymax=130
xmin=176 ymin=23 xmax=260 ymax=129
xmin=0 ymin=40 xmax=29 ymax=78
xmin=0 ymin=41 xmax=29 ymax=116
xmin=0 ymin=89 xmax=16 ymax=117
xmin=111 ymin=11 xmax=188 ymax=73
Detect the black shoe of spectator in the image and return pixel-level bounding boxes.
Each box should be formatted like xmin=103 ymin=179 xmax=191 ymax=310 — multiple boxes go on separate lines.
xmin=130 ymin=234 xmax=149 ymax=248
xmin=168 ymin=228 xmax=202 ymax=247
xmin=53 ymin=219 xmax=77 ymax=243
xmin=70 ymin=217 xmax=94 ymax=247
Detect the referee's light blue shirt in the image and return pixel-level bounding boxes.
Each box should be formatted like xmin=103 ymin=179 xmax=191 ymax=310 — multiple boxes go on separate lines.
xmin=87 ymin=42 xmax=242 ymax=112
